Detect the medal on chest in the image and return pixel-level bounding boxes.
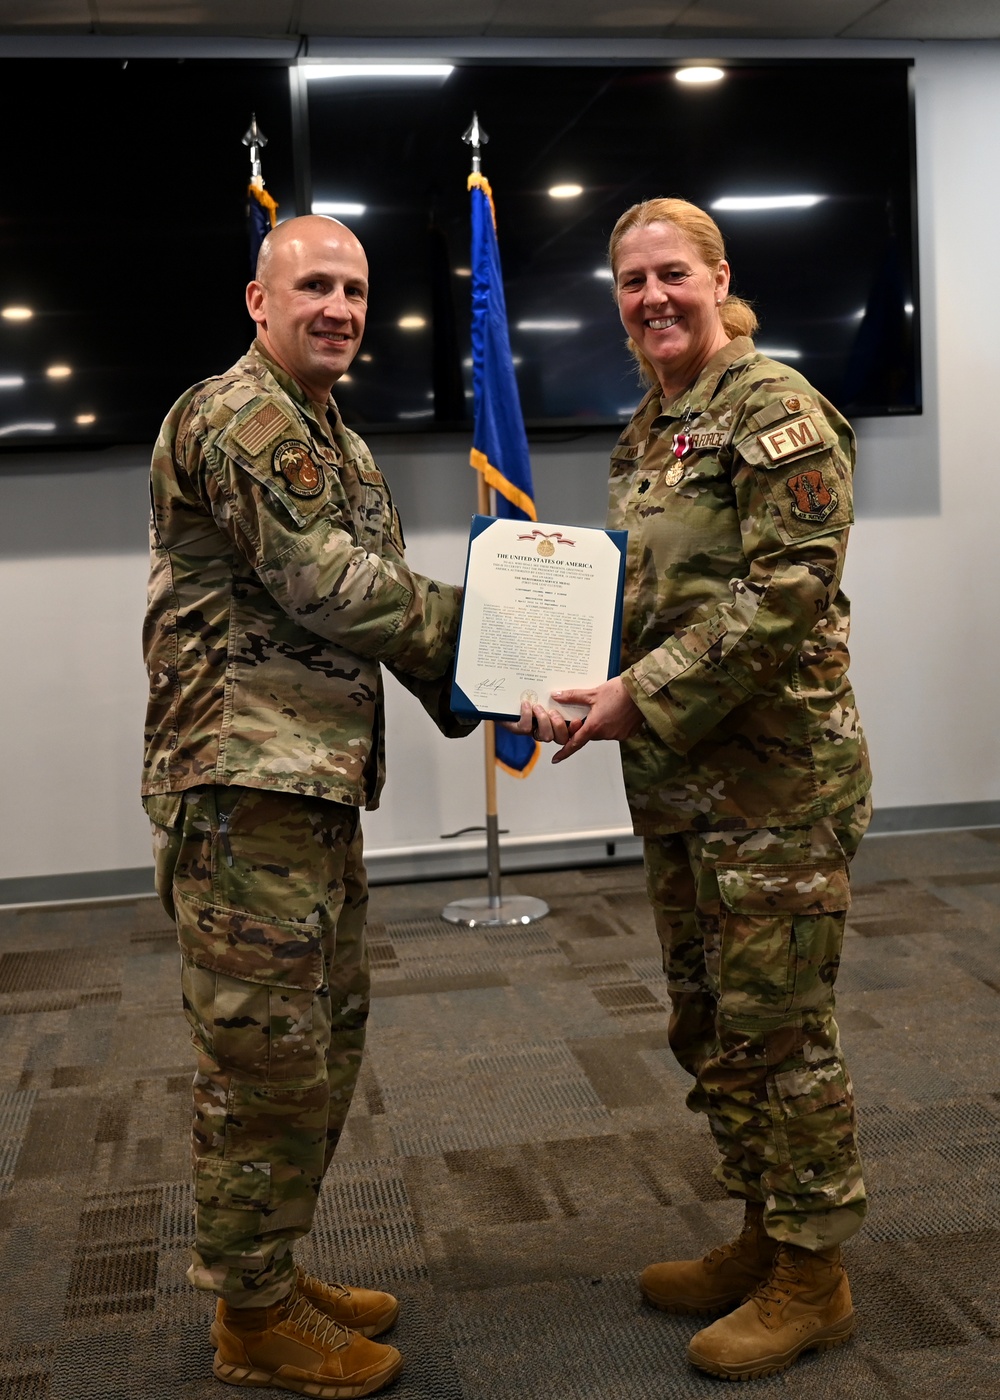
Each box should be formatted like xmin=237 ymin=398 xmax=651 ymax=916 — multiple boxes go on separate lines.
xmin=664 ymin=446 xmax=687 ymax=488
xmin=666 ymin=409 xmax=694 ymax=486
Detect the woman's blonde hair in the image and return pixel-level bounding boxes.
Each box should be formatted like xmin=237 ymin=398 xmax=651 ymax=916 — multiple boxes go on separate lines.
xmin=608 ymin=197 xmax=758 ymax=385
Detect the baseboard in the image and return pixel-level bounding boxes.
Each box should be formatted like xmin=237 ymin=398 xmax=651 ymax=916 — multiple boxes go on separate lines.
xmin=867 ymin=799 xmax=1000 ymax=834
xmin=2 ymin=801 xmax=998 ymax=909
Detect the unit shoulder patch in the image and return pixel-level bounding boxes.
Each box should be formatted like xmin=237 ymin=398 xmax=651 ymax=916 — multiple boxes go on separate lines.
xmin=233 ymin=402 xmax=294 ymax=459
xmin=787 ymin=469 xmax=838 ymax=523
xmin=272 ymin=439 xmax=325 ymax=498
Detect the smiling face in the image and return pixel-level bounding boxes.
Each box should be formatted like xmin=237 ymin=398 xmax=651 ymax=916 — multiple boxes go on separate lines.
xmin=614 ymin=221 xmax=731 ymax=398
xmin=246 ymin=215 xmax=368 ymax=403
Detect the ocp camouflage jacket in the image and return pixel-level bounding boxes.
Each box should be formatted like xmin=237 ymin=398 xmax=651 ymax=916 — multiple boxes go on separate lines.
xmin=142 ymin=341 xmax=465 ymax=810
xmin=613 ymin=336 xmax=872 ymax=834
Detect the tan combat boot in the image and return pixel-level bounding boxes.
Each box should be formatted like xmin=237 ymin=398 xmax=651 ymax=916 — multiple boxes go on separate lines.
xmin=687 ymin=1241 xmax=855 ymax=1380
xmin=211 ymin=1268 xmax=399 ymax=1346
xmin=640 ymin=1201 xmax=778 ymax=1315
xmin=212 ymin=1290 xmax=403 ymax=1397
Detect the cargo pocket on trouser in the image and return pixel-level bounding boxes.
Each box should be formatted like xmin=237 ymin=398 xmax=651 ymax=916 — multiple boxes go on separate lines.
xmin=716 ymin=860 xmax=851 ymax=1020
xmin=763 ymin=1059 xmax=866 ymax=1248
xmin=704 ymin=860 xmax=856 ymax=1197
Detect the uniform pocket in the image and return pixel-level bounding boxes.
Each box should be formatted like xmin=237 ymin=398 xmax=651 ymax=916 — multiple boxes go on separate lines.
xmin=717 ymin=862 xmax=850 ymax=1020
xmin=175 ymin=887 xmax=324 ymax=990
xmin=768 ymin=1061 xmax=854 ymax=1185
xmin=183 ymin=960 xmax=323 ymax=1083
xmin=194 ymin=1156 xmax=272 ymax=1211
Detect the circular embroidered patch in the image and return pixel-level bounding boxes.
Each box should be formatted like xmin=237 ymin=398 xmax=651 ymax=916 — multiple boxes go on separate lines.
xmin=272 ymin=440 xmax=325 ymax=498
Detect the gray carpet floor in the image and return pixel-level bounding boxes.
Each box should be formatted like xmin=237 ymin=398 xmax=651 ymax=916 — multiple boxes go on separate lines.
xmin=1 ymin=827 xmax=1000 ymax=1398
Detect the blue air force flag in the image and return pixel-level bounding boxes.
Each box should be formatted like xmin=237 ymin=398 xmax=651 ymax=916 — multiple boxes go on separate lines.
xmin=468 ymin=171 xmax=539 ymax=777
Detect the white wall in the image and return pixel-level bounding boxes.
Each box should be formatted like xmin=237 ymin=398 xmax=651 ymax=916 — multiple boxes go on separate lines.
xmin=843 ymin=46 xmax=1000 ymax=810
xmin=1 ymin=41 xmax=998 ymax=884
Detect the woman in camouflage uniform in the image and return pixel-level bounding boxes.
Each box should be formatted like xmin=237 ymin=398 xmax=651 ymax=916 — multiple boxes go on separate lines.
xmin=545 ymin=199 xmax=872 ymax=1381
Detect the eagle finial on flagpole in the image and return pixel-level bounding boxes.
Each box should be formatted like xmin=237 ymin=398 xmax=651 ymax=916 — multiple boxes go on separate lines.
xmin=461 ymin=111 xmax=489 ymax=174
xmin=242 ymin=113 xmax=269 ymax=189
xmin=244 ymin=113 xmax=279 ymax=270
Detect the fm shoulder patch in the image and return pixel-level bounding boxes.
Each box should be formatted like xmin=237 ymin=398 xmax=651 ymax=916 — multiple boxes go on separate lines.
xmin=272 ymin=439 xmax=325 ymax=498
xmin=757 ymin=413 xmax=824 ymax=464
xmin=232 ymin=402 xmax=292 ymax=459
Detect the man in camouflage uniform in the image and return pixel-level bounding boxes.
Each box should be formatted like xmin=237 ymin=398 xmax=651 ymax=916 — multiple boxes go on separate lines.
xmin=552 ymin=330 xmax=871 ymax=1378
xmin=143 ymin=215 xmax=469 ymax=1396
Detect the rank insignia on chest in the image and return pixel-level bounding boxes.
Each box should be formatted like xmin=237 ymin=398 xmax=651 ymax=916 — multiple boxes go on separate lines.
xmin=272 ymin=439 xmax=325 ymax=497
xmin=787 ymin=469 xmax=838 ymax=523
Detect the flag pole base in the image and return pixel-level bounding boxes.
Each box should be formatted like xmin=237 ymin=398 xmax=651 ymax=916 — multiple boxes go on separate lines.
xmin=441 ymin=895 xmax=549 ymax=927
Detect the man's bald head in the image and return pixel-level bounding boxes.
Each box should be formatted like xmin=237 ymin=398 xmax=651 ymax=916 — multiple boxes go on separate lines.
xmin=247 ymin=215 xmax=369 ymax=403
xmin=255 ymin=214 xmax=366 ymax=285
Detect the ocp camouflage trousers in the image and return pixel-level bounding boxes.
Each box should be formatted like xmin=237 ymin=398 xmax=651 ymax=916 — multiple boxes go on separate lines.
xmin=643 ymin=794 xmax=871 ymax=1252
xmin=146 ymin=785 xmax=370 ymax=1306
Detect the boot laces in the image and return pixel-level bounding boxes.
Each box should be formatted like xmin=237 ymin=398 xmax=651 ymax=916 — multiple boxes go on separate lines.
xmin=296 ymin=1267 xmax=351 ymax=1302
xmin=285 ymin=1294 xmax=352 ymax=1350
xmin=704 ymin=1238 xmax=741 ymax=1267
xmin=749 ymin=1247 xmax=801 ymax=1316
xmin=703 ymin=1212 xmax=758 ymax=1267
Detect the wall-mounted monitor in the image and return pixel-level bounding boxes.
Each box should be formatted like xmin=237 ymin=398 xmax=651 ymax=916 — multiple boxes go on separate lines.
xmin=0 ymin=57 xmax=918 ymax=451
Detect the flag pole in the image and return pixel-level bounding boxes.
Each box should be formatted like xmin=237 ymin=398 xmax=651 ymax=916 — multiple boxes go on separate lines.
xmin=442 ymin=115 xmax=548 ymax=929
xmin=244 ymin=113 xmax=279 ymax=272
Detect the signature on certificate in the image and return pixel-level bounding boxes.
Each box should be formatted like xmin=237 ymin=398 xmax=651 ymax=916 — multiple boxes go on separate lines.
xmin=473 ymin=676 xmax=507 ymax=696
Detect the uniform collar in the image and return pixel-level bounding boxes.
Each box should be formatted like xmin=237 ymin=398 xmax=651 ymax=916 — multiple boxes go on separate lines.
xmin=654 ymin=336 xmax=756 ymax=422
xmin=244 ymin=339 xmax=343 ymax=447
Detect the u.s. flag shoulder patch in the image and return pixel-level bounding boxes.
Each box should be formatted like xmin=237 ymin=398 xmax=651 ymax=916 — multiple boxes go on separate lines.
xmin=231 ymin=402 xmax=291 ymax=459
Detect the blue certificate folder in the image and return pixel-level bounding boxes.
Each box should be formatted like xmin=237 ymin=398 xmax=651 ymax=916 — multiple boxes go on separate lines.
xmin=449 ymin=514 xmax=628 ymax=722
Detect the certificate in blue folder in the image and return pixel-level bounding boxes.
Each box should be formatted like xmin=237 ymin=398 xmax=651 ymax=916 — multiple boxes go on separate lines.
xmin=450 ymin=515 xmax=628 ymax=722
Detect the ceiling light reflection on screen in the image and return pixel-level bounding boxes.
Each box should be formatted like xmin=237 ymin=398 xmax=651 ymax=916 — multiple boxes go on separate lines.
xmin=46 ymin=364 xmax=72 ymax=379
xmin=75 ymin=413 xmax=96 ymax=425
xmin=756 ymin=347 xmax=802 ymax=359
xmin=2 ymin=306 xmax=33 ymax=321
xmin=312 ymin=201 xmax=366 ymax=217
xmin=454 ymin=267 xmax=471 ymax=278
xmin=516 ymin=320 xmax=582 ymax=332
xmin=676 ymin=67 xmax=725 ymax=84
xmin=0 ymin=421 xmax=55 ymax=436
xmin=549 ymin=184 xmax=583 ymax=199
xmin=593 ymin=268 xmax=614 ymax=281
xmin=904 ymin=302 xmax=914 ymax=314
xmin=398 ymin=315 xmax=427 ymax=330
xmin=397 ymin=408 xmax=434 ymax=419
xmin=303 ymin=64 xmax=454 ymax=81
xmin=712 ymin=195 xmax=824 ymax=211
xmin=0 ymin=375 xmax=25 ymax=388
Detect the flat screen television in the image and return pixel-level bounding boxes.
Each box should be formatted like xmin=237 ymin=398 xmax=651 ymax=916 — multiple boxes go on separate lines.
xmin=0 ymin=57 xmax=918 ymax=451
